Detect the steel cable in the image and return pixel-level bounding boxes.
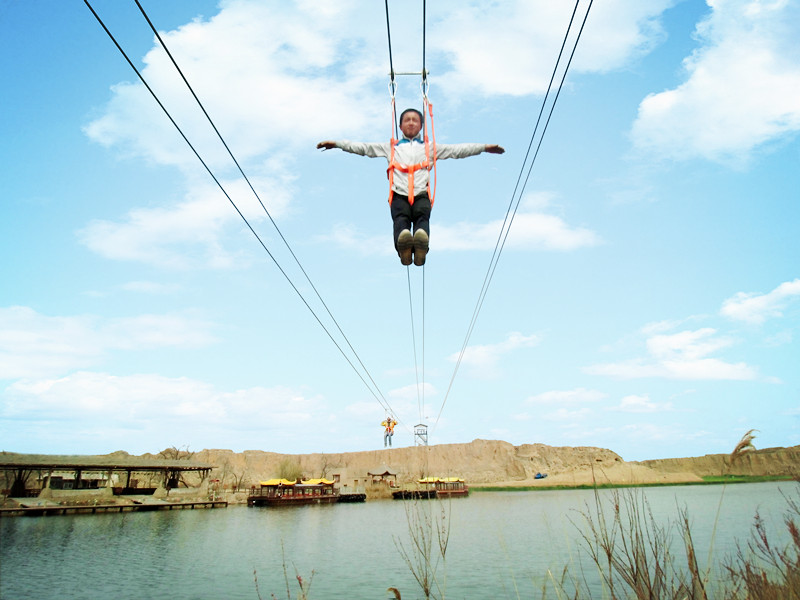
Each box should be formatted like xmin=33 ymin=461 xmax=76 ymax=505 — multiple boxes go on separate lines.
xmin=433 ymin=0 xmax=594 ymax=432
xmin=132 ymin=0 xmax=392 ymax=416
xmin=84 ymin=0 xmax=398 ymax=417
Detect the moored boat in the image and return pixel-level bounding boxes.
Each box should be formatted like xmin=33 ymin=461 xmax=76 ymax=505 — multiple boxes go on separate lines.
xmin=247 ymin=478 xmax=339 ymax=507
xmin=392 ymin=477 xmax=469 ymax=500
xmin=392 ymin=488 xmax=437 ymax=500
xmin=419 ymin=476 xmax=469 ymax=497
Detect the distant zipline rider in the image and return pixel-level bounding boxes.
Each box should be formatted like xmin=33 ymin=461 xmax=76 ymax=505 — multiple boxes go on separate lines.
xmin=381 ymin=415 xmax=397 ymax=448
xmin=317 ymin=108 xmax=504 ymax=266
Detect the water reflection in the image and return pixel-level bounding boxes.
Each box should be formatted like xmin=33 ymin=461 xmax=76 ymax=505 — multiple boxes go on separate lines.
xmin=1 ymin=482 xmax=796 ymax=599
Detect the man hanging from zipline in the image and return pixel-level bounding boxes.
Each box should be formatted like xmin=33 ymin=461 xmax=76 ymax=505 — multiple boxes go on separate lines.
xmin=381 ymin=415 xmax=397 ymax=448
xmin=317 ymin=108 xmax=504 ymax=266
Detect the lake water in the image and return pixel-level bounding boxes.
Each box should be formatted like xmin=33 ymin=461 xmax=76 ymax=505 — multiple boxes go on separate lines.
xmin=1 ymin=482 xmax=796 ymax=599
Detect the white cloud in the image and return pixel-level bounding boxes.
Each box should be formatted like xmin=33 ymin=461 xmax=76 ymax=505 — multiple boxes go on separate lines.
xmin=720 ymin=278 xmax=800 ymax=324
xmin=345 ymin=401 xmax=386 ymax=419
xmin=317 ymin=224 xmax=392 ymax=256
xmin=84 ymin=1 xmax=642 ymax=268
xmin=586 ymin=327 xmax=758 ymax=381
xmin=614 ymin=394 xmax=673 ymax=413
xmin=620 ymin=422 xmax=708 ymax=443
xmin=81 ymin=0 xmax=381 ymax=268
xmin=436 ymin=209 xmax=601 ymax=252
xmin=543 ymin=407 xmax=592 ymax=421
xmin=389 ymin=382 xmax=437 ymax=403
xmin=434 ymin=0 xmax=674 ymax=97
xmin=342 ymin=383 xmax=436 ymax=429
xmin=121 ymin=281 xmax=182 ymax=295
xmin=640 ymin=318 xmax=694 ymax=336
xmin=647 ymin=328 xmax=732 ymax=360
xmin=528 ymin=387 xmax=607 ymax=404
xmin=450 ymin=332 xmax=540 ymax=379
xmin=78 ymin=174 xmax=293 ymax=269
xmin=631 ymin=0 xmax=800 ymax=162
xmin=1 ymin=372 xmax=324 ymax=452
xmin=764 ymin=330 xmax=793 ymax=347
xmin=326 ymin=197 xmax=600 ymax=254
xmin=84 ymin=0 xmax=382 ymax=169
xmin=0 ymin=306 xmax=216 ymax=380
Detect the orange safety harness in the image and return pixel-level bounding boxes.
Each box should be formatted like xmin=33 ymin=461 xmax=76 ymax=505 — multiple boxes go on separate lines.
xmin=387 ymin=97 xmax=437 ymax=207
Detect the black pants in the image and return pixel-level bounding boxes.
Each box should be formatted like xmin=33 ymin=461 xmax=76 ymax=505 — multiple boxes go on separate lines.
xmin=390 ymin=192 xmax=431 ymax=250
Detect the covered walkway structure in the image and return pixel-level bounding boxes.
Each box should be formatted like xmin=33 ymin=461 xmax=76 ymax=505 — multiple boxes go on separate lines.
xmin=0 ymin=452 xmax=215 ymax=498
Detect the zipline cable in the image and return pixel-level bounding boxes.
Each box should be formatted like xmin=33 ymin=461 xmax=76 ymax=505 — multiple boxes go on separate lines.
xmin=84 ymin=0 xmax=400 ymax=419
xmin=385 ymin=0 xmax=430 ymax=429
xmin=432 ymin=0 xmax=594 ymax=432
xmin=422 ymin=0 xmax=427 ymax=83
xmin=446 ymin=0 xmax=583 ymax=391
xmin=132 ymin=0 xmax=393 ymax=417
xmin=384 ymin=0 xmax=399 ymax=140
xmin=406 ymin=269 xmax=423 ymax=423
xmin=420 ymin=0 xmax=428 ymax=430
xmin=421 ymin=264 xmax=426 ymax=425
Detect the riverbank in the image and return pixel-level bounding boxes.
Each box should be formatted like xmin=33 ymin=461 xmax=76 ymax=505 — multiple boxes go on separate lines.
xmin=188 ymin=440 xmax=704 ymax=490
xmin=4 ymin=440 xmax=797 ymax=503
xmin=472 ymin=474 xmax=795 ymax=492
xmin=4 ymin=481 xmax=796 ymax=600
xmin=190 ymin=440 xmax=799 ymax=489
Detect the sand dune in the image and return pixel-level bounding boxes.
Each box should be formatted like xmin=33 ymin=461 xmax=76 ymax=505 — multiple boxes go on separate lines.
xmin=183 ymin=440 xmax=709 ymax=488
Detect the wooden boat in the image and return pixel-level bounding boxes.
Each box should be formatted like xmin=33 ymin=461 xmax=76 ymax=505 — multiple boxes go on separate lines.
xmin=337 ymin=492 xmax=367 ymax=503
xmin=392 ymin=489 xmax=437 ymax=500
xmin=247 ymin=478 xmax=339 ymax=507
xmin=418 ymin=477 xmax=469 ymax=497
xmin=392 ymin=477 xmax=469 ymax=500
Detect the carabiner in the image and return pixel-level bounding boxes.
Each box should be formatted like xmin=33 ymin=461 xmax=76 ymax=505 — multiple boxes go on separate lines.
xmin=420 ymin=75 xmax=430 ymax=102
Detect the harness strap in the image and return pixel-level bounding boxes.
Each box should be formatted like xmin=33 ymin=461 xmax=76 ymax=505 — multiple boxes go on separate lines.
xmin=387 ymin=97 xmax=436 ymax=207
xmin=425 ymin=98 xmax=437 ymax=206
xmin=386 ymin=137 xmax=433 ymax=206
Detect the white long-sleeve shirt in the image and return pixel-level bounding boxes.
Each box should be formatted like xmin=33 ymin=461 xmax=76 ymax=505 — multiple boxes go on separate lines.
xmin=335 ymin=136 xmax=487 ymax=198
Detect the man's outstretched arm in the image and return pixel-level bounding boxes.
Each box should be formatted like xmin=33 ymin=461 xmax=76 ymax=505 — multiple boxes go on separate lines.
xmin=316 ymin=140 xmax=390 ymax=158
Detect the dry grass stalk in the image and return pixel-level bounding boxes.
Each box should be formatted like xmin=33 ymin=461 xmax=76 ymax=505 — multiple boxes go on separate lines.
xmin=680 ymin=506 xmax=709 ymax=600
xmin=253 ymin=541 xmax=314 ymax=600
xmin=565 ymin=488 xmax=715 ymax=599
xmin=722 ymin=488 xmax=800 ymax=600
xmin=393 ymin=499 xmax=450 ymax=600
xmin=730 ymin=429 xmax=759 ymax=464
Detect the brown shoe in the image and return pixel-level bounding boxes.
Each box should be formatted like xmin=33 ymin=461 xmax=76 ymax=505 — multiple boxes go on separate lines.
xmin=413 ymin=229 xmax=429 ymax=266
xmin=397 ymin=229 xmax=413 ymax=265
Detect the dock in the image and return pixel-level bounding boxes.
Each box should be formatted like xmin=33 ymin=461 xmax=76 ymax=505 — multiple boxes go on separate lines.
xmin=0 ymin=499 xmax=227 ymax=517
xmin=337 ymin=493 xmax=367 ymax=503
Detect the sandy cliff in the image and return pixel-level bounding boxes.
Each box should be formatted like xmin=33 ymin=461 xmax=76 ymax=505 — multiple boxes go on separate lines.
xmin=637 ymin=445 xmax=800 ymax=478
xmin=8 ymin=441 xmax=796 ymax=500
xmin=184 ymin=439 xmax=704 ymax=488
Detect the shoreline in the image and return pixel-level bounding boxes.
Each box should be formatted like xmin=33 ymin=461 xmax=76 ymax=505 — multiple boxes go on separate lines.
xmin=2 ymin=475 xmax=794 ymax=514
xmin=471 ymin=474 xmax=795 ymax=493
xmin=3 ymin=441 xmax=798 ymax=509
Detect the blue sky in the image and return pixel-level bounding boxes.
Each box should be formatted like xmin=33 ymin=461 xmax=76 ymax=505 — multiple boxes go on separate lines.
xmin=2 ymin=0 xmax=798 ymax=460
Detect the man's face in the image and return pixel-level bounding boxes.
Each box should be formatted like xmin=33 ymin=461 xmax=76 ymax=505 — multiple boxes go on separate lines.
xmin=400 ymin=111 xmax=422 ymax=139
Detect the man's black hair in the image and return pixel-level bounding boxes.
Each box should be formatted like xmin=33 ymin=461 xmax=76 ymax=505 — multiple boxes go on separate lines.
xmin=399 ymin=108 xmax=424 ymax=126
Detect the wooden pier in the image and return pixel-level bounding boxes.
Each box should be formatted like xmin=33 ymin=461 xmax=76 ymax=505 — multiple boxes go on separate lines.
xmin=0 ymin=500 xmax=227 ymax=517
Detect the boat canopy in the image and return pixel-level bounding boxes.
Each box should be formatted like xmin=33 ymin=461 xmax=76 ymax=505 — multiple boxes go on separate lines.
xmin=258 ymin=478 xmax=335 ymax=487
xmin=259 ymin=478 xmax=298 ymax=486
xmin=418 ymin=477 xmax=465 ymax=484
